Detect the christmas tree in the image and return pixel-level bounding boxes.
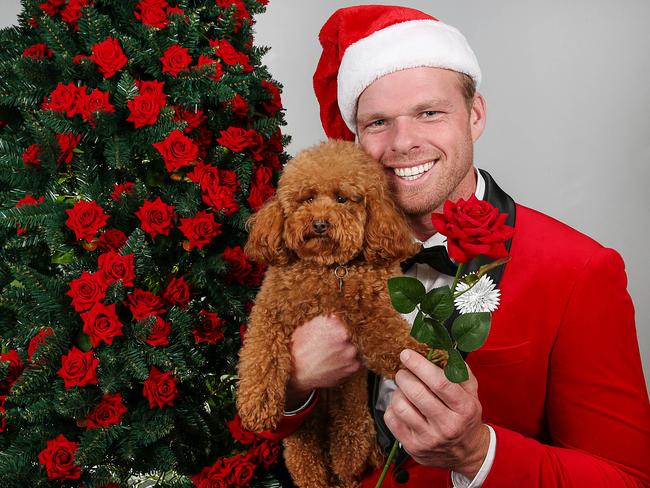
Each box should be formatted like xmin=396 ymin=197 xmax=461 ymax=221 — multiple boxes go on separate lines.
xmin=0 ymin=0 xmax=288 ymax=486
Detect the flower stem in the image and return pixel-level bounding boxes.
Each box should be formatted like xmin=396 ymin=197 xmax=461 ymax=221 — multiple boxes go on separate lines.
xmin=451 ymin=263 xmax=465 ymax=295
xmin=375 ymin=439 xmax=400 ymax=488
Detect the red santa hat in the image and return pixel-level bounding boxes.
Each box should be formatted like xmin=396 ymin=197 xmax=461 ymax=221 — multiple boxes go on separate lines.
xmin=313 ymin=5 xmax=482 ymax=141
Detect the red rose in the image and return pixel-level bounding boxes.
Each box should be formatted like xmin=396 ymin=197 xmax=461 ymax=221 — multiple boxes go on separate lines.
xmin=216 ymin=0 xmax=251 ymax=32
xmin=134 ymin=0 xmax=170 ymax=28
xmin=178 ymin=211 xmax=221 ymax=250
xmin=222 ymin=246 xmax=252 ymax=284
xmin=65 ymin=200 xmax=109 ymax=242
xmin=224 ymin=453 xmax=256 ymax=486
xmin=15 ymin=194 xmax=44 ymax=235
xmin=218 ymin=169 xmax=239 ymax=190
xmin=266 ymin=129 xmax=283 ymax=153
xmin=216 ymin=126 xmax=249 ymax=153
xmin=162 ymin=276 xmax=191 ymax=307
xmin=261 ymin=151 xmax=282 ymax=171
xmin=28 ymin=327 xmax=54 ymax=362
xmin=260 ymin=80 xmax=282 ymax=115
xmin=22 ymin=144 xmax=42 ymax=167
xmin=201 ymin=184 xmax=239 ymax=216
xmin=39 ymin=0 xmax=65 ymax=16
xmin=23 ymin=43 xmax=53 ymax=59
xmin=153 ymin=130 xmax=199 ymax=172
xmin=187 ymin=162 xmax=220 ymax=190
xmin=247 ymin=262 xmax=266 ymax=287
xmin=127 ymin=94 xmax=163 ymax=128
xmin=66 ymin=271 xmax=108 ymax=312
xmin=228 ymin=93 xmax=248 ymax=117
xmin=136 ymin=79 xmax=167 ymax=98
xmin=56 ymin=132 xmax=81 ymax=165
xmin=98 ymin=251 xmax=135 ymax=287
xmin=81 ymin=302 xmax=124 ymax=347
xmin=210 ymin=39 xmax=252 ymax=71
xmin=126 ymin=288 xmax=166 ymax=320
xmin=38 ymin=434 xmax=82 ymax=481
xmin=248 ymin=167 xmax=275 ymax=211
xmin=83 ymin=393 xmax=127 ymax=429
xmin=160 ymin=44 xmax=192 ymax=77
xmin=195 ymin=126 xmax=215 ymax=159
xmin=110 ymin=181 xmax=135 ymax=201
xmin=57 ymin=346 xmax=99 ymax=389
xmin=90 ymin=37 xmax=128 ymax=78
xmin=98 ymin=228 xmax=127 ymax=251
xmin=61 ymin=0 xmax=90 ymax=28
xmin=43 ymin=82 xmax=82 ymax=118
xmin=194 ymin=55 xmax=224 ymax=81
xmin=193 ymin=310 xmax=225 ymax=344
xmin=142 ymin=366 xmax=178 ymax=408
xmin=79 ymin=88 xmax=115 ymax=126
xmin=0 ymin=350 xmax=24 ymax=392
xmin=192 ymin=459 xmax=228 ymax=488
xmin=72 ymin=54 xmax=88 ymax=63
xmin=173 ymin=105 xmax=206 ymax=133
xmin=144 ymin=316 xmax=171 ymax=347
xmin=430 ymin=195 xmax=514 ymax=263
xmin=226 ymin=414 xmax=257 ymax=445
xmin=250 ymin=440 xmax=280 ymax=470
xmin=135 ymin=197 xmax=176 ymax=238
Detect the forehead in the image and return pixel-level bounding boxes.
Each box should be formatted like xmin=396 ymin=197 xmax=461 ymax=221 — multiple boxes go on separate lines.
xmin=356 ymin=67 xmax=465 ymax=119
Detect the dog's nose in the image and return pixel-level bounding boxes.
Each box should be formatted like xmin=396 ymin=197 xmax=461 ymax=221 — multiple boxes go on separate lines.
xmin=312 ymin=220 xmax=329 ymax=234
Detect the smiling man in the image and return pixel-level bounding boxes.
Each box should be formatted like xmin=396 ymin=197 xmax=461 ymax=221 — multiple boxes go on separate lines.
xmin=266 ymin=5 xmax=650 ymax=488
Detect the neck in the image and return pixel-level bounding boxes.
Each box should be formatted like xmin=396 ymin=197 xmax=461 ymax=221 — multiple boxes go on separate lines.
xmin=408 ymin=166 xmax=478 ymax=241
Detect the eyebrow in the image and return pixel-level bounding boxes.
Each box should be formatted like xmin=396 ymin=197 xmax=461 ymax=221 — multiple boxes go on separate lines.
xmin=357 ymin=98 xmax=454 ymax=124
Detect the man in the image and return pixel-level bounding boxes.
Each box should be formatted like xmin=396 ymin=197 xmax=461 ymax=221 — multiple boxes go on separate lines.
xmin=265 ymin=5 xmax=650 ymax=487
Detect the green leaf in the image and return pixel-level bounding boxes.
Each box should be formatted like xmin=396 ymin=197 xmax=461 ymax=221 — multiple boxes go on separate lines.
xmin=451 ymin=312 xmax=491 ymax=352
xmin=387 ymin=276 xmax=425 ymax=313
xmin=427 ymin=318 xmax=453 ymax=349
xmin=51 ymin=250 xmax=75 ymax=264
xmin=75 ymin=331 xmax=93 ymax=352
xmin=444 ymin=349 xmax=469 ymax=383
xmin=420 ymin=286 xmax=454 ymax=323
xmin=410 ymin=311 xmax=431 ymax=343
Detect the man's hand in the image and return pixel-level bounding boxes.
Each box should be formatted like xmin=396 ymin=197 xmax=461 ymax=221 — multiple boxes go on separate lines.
xmin=384 ymin=349 xmax=490 ymax=479
xmin=285 ymin=314 xmax=361 ymax=410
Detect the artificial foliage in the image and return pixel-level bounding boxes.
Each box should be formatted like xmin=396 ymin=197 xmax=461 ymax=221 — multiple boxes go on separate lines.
xmin=0 ymin=0 xmax=289 ymax=486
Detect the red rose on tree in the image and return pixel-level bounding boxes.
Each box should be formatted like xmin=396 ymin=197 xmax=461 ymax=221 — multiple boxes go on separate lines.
xmin=162 ymin=276 xmax=191 ymax=307
xmin=194 ymin=54 xmax=224 ymax=81
xmin=135 ymin=197 xmax=176 ymax=238
xmin=98 ymin=251 xmax=135 ymax=287
xmin=224 ymin=453 xmax=256 ymax=487
xmin=98 ymin=228 xmax=127 ymax=251
xmin=192 ymin=459 xmax=228 ymax=488
xmin=201 ymin=183 xmax=239 ymax=216
xmin=179 ymin=211 xmax=221 ymax=250
xmin=22 ymin=143 xmax=41 ymax=167
xmin=248 ymin=166 xmax=275 ymax=211
xmin=83 ymin=393 xmax=127 ymax=429
xmin=23 ymin=43 xmax=53 ymax=59
xmin=110 ymin=181 xmax=135 ymax=201
xmin=127 ymin=94 xmax=164 ymax=128
xmin=216 ymin=0 xmax=251 ymax=32
xmin=65 ymin=200 xmax=109 ymax=242
xmin=79 ymin=88 xmax=115 ymax=126
xmin=15 ymin=194 xmax=44 ymax=235
xmin=152 ymin=130 xmax=199 ymax=172
xmin=144 ymin=316 xmax=171 ymax=347
xmin=28 ymin=327 xmax=54 ymax=362
xmin=57 ymin=347 xmax=99 ymax=389
xmin=134 ymin=0 xmax=170 ymax=28
xmin=187 ymin=162 xmax=220 ymax=190
xmin=222 ymin=246 xmax=252 ymax=284
xmin=0 ymin=350 xmax=24 ymax=392
xmin=218 ymin=169 xmax=239 ymax=190
xmin=39 ymin=0 xmax=64 ymax=17
xmin=126 ymin=288 xmax=167 ymax=320
xmin=56 ymin=132 xmax=81 ymax=165
xmin=136 ymin=79 xmax=167 ymax=99
xmin=173 ymin=105 xmax=207 ymax=133
xmin=260 ymin=80 xmax=282 ymax=115
xmin=430 ymin=195 xmax=514 ymax=263
xmin=216 ymin=126 xmax=249 ymax=153
xmin=226 ymin=414 xmax=257 ymax=445
xmin=90 ymin=37 xmax=128 ymax=78
xmin=250 ymin=439 xmax=281 ymax=470
xmin=60 ymin=0 xmax=90 ymax=28
xmin=228 ymin=93 xmax=248 ymax=117
xmin=43 ymin=82 xmax=82 ymax=117
xmin=66 ymin=270 xmax=108 ymax=312
xmin=81 ymin=302 xmax=124 ymax=347
xmin=210 ymin=38 xmax=252 ymax=71
xmin=142 ymin=367 xmax=178 ymax=408
xmin=38 ymin=434 xmax=82 ymax=481
xmin=160 ymin=44 xmax=192 ymax=77
xmin=193 ymin=310 xmax=225 ymax=344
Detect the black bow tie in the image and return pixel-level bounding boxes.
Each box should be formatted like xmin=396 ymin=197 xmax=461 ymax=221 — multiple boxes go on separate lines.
xmin=400 ymin=245 xmax=458 ymax=276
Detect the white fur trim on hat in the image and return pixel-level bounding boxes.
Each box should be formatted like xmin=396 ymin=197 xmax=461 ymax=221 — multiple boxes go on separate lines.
xmin=337 ymin=19 xmax=482 ymax=133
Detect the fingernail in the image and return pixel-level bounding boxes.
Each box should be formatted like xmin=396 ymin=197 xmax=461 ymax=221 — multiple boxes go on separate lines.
xmin=400 ymin=350 xmax=410 ymax=362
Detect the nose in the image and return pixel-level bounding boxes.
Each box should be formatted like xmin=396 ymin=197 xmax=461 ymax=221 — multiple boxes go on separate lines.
xmin=391 ymin=117 xmax=420 ymax=154
xmin=312 ymin=220 xmax=329 ymax=234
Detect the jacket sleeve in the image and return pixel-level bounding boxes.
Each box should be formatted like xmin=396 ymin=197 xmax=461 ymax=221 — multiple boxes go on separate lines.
xmin=254 ymin=391 xmax=319 ymax=441
xmin=483 ymin=247 xmax=650 ymax=487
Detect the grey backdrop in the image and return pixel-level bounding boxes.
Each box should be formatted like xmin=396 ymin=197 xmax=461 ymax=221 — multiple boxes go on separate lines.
xmin=2 ymin=1 xmax=648 ymax=388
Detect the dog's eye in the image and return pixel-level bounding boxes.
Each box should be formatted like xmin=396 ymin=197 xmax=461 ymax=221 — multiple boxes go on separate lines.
xmin=304 ymin=196 xmax=314 ymax=204
xmin=336 ymin=195 xmax=348 ymax=204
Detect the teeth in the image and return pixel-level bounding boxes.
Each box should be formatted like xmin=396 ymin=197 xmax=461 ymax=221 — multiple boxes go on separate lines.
xmin=393 ymin=161 xmax=434 ymax=179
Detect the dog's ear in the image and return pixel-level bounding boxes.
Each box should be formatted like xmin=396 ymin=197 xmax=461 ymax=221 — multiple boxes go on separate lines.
xmin=363 ymin=184 xmax=420 ymax=263
xmin=244 ymin=198 xmax=291 ymax=266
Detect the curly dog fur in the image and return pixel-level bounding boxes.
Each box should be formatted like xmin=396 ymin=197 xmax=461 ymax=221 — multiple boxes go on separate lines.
xmin=236 ymin=140 xmax=429 ymax=488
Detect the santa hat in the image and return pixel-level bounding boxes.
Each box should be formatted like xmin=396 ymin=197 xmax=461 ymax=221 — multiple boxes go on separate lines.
xmin=313 ymin=5 xmax=481 ymax=141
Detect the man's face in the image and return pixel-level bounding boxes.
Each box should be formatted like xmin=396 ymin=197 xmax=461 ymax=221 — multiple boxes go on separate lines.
xmin=356 ymin=67 xmax=485 ymax=217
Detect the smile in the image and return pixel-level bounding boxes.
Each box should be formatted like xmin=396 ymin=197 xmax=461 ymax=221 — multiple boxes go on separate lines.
xmin=393 ymin=161 xmax=435 ymax=181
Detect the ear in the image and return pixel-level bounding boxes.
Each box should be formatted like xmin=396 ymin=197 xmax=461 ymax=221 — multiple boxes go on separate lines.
xmin=363 ymin=185 xmax=420 ymax=263
xmin=244 ymin=198 xmax=291 ymax=266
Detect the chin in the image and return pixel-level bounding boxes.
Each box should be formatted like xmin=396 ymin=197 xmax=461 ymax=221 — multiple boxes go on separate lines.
xmin=295 ymin=237 xmax=360 ymax=266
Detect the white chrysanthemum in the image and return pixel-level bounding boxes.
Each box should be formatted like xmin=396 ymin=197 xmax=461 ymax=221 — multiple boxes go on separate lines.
xmin=454 ymin=274 xmax=501 ymax=314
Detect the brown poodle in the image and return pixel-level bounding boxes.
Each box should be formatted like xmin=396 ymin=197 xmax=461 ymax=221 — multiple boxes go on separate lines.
xmin=236 ymin=140 xmax=433 ymax=488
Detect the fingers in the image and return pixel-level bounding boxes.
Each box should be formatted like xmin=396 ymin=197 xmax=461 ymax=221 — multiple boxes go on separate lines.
xmin=383 ymin=387 xmax=428 ymax=446
xmin=394 ymin=368 xmax=447 ymax=419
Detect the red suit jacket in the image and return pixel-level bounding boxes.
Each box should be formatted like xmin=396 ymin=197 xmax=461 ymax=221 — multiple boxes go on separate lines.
xmin=264 ymin=202 xmax=650 ymax=487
